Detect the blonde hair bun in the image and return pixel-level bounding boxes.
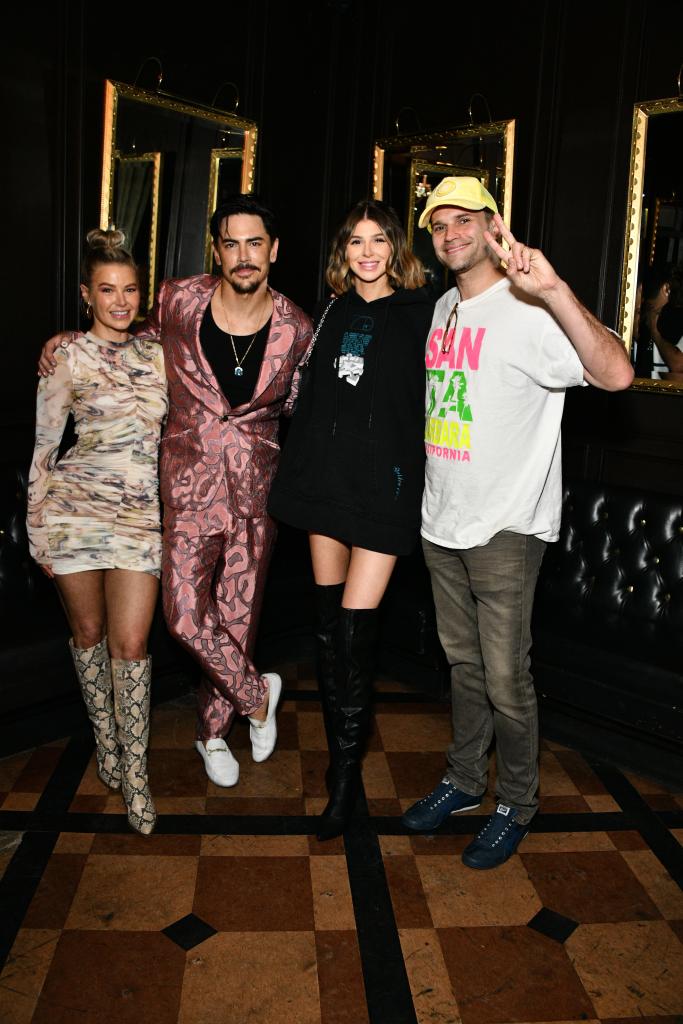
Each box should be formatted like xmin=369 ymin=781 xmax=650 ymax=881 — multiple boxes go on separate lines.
xmin=85 ymin=227 xmax=129 ymax=252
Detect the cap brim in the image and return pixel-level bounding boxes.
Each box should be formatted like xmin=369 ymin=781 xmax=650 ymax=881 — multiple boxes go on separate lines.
xmin=418 ymin=199 xmax=489 ymax=231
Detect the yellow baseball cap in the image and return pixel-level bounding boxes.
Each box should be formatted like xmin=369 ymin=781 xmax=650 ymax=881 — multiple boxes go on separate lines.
xmin=418 ymin=176 xmax=498 ymax=232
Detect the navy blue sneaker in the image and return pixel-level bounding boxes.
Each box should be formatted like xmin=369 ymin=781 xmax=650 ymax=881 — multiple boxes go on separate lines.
xmin=461 ymin=804 xmax=529 ymax=869
xmin=401 ymin=777 xmax=485 ymax=831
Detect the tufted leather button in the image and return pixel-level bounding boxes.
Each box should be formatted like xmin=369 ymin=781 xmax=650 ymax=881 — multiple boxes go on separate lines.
xmin=653 ymin=556 xmax=660 ymax=565
xmin=602 ymin=511 xmax=609 ymax=519
xmin=664 ymin=593 xmax=671 ymax=601
xmin=613 ymin=547 xmax=620 ymax=555
xmin=626 ymin=585 xmax=634 ymax=593
xmin=640 ymin=518 xmax=646 ymax=526
xmin=220 ymin=414 xmax=229 ymax=422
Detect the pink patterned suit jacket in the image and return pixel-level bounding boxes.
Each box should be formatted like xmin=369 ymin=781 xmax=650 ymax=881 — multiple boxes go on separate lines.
xmin=138 ymin=275 xmax=312 ymax=516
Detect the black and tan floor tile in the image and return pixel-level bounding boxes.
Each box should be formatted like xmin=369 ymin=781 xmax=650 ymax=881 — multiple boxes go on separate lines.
xmin=33 ymin=931 xmax=187 ymax=1023
xmin=553 ymin=750 xmax=610 ymax=795
xmin=538 ymin=750 xmax=583 ymax=795
xmin=398 ymin=927 xmax=460 ymax=1024
xmin=0 ymin=928 xmax=61 ymax=1024
xmin=374 ymin=707 xmax=452 ymax=751
xmin=207 ymin=794 xmax=306 ymax=815
xmin=22 ymin=852 xmax=89 ymax=930
xmin=521 ymin=831 xmax=617 ymax=853
xmin=383 ymin=851 xmax=433 ymax=928
xmin=439 ymin=925 xmax=597 ymax=1023
xmin=315 ymin=930 xmax=369 ymax=1024
xmin=619 ymin=850 xmax=683 ymax=918
xmin=179 ymin=931 xmax=321 ymax=1024
xmin=199 ymin=833 xmax=308 ymax=856
xmin=65 ymin=853 xmax=199 ymax=930
xmin=607 ymin=830 xmax=650 ymax=851
xmin=584 ymin=793 xmax=622 ymax=812
xmin=519 ymin=851 xmax=661 ymax=923
xmin=310 ymin=853 xmax=356 ymax=930
xmin=385 ymin=750 xmax=454 ymax=799
xmin=566 ymin=921 xmax=683 ymax=1018
xmin=297 ymin=708 xmax=329 ymax=750
xmin=1 ymin=792 xmax=40 ymax=811
xmin=0 ymin=749 xmax=33 ymax=792
xmin=417 ymin=852 xmax=542 ymax=928
xmin=538 ymin=795 xmax=593 ymax=813
xmin=194 ymin=855 xmax=315 ymax=931
xmin=154 ymin=796 xmax=208 ymax=815
xmin=1 ymin=664 xmax=682 ymax=1023
xmin=360 ymin=751 xmax=396 ymax=799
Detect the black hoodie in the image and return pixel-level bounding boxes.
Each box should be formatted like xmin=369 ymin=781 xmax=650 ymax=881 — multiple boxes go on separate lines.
xmin=268 ymin=286 xmax=434 ymax=554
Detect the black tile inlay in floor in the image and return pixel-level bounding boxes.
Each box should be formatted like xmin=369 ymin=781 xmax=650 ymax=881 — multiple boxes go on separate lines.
xmin=162 ymin=913 xmax=218 ymax=951
xmin=527 ymin=906 xmax=580 ymax=944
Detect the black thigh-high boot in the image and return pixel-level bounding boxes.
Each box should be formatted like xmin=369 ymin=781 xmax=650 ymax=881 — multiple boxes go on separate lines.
xmin=316 ymin=607 xmax=378 ymax=842
xmin=313 ymin=582 xmax=345 ymax=789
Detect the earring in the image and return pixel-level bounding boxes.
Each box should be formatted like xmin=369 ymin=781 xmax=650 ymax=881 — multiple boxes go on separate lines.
xmin=86 ymin=303 xmax=92 ymax=318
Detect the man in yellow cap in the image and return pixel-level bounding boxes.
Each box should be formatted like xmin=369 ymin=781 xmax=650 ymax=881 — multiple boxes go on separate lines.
xmin=402 ymin=177 xmax=633 ymax=868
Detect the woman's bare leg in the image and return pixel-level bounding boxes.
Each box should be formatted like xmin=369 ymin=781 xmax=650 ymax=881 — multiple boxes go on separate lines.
xmin=104 ymin=569 xmax=159 ymax=659
xmin=309 ymin=533 xmax=351 ymax=586
xmin=53 ymin=569 xmax=106 ymax=647
xmin=343 ymin=547 xmax=397 ymax=608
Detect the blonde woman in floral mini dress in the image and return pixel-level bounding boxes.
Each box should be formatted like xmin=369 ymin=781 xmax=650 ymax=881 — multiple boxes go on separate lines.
xmin=27 ymin=229 xmax=167 ymax=835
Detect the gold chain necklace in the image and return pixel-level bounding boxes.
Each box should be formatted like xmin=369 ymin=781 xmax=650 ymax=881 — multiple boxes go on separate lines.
xmin=219 ymin=291 xmax=266 ymax=378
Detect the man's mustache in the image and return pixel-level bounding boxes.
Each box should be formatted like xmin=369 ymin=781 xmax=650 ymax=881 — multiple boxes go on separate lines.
xmin=230 ymin=263 xmax=259 ymax=273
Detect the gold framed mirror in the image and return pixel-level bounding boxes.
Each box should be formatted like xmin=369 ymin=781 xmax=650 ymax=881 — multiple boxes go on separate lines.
xmin=204 ymin=147 xmax=244 ymax=272
xmin=100 ymin=80 xmax=258 ymax=308
xmin=373 ymin=120 xmax=515 ymax=293
xmin=112 ymin=152 xmax=161 ymax=311
xmin=619 ymin=96 xmax=683 ymax=394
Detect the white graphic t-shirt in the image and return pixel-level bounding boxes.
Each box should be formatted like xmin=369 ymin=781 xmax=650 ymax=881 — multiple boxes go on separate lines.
xmin=421 ymin=277 xmax=585 ymax=549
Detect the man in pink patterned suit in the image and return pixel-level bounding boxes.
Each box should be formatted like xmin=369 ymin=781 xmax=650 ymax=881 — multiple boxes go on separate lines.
xmin=41 ymin=196 xmax=312 ymax=787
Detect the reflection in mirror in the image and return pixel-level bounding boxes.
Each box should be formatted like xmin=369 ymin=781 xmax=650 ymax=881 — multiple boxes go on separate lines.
xmin=373 ymin=120 xmax=515 ymax=296
xmin=114 ymin=152 xmax=161 ymax=310
xmin=619 ymin=96 xmax=683 ymax=394
xmin=204 ymin=147 xmax=244 ymax=271
xmin=100 ymin=80 xmax=257 ymax=306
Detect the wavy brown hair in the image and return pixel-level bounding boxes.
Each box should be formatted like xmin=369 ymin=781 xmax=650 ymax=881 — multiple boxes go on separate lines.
xmin=326 ymin=200 xmax=426 ymax=295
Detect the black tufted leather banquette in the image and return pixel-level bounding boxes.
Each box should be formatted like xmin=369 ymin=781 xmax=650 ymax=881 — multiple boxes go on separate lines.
xmin=532 ymin=480 xmax=683 ymax=751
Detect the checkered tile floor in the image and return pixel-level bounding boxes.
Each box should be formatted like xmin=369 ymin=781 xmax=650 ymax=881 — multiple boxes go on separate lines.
xmin=1 ymin=658 xmax=682 ymax=1023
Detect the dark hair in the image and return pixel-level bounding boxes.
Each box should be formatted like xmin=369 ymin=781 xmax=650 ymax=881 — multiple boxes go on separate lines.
xmin=81 ymin=228 xmax=137 ymax=287
xmin=210 ymin=194 xmax=278 ymax=244
xmin=326 ymin=199 xmax=426 ymax=294
xmin=641 ymin=263 xmax=672 ymax=303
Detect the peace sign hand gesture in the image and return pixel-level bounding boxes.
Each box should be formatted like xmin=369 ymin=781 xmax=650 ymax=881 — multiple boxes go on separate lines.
xmin=484 ymin=214 xmax=561 ymax=298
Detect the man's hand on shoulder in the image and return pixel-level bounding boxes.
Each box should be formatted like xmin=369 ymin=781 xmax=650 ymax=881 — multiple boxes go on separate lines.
xmin=38 ymin=332 xmax=78 ymax=377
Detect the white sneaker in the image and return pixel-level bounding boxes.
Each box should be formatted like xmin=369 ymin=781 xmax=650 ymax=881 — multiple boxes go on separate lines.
xmin=248 ymin=672 xmax=282 ymax=763
xmin=195 ymin=739 xmax=239 ymax=787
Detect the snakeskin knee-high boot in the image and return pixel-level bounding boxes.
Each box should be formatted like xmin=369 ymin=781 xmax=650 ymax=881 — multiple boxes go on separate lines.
xmin=112 ymin=657 xmax=156 ymax=836
xmin=69 ymin=637 xmax=121 ymax=790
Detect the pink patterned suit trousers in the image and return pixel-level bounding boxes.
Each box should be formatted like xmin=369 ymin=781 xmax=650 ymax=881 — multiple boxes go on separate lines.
xmin=162 ymin=483 xmax=275 ymax=738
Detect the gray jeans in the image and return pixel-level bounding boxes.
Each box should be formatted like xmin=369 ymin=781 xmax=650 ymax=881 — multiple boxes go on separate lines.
xmin=422 ymin=531 xmax=546 ymax=824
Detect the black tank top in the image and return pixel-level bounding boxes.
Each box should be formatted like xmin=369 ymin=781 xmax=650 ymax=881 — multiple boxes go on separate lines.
xmin=200 ymin=303 xmax=271 ymax=407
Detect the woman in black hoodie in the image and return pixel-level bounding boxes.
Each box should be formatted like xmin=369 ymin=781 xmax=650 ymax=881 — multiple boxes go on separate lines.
xmin=268 ymin=200 xmax=433 ymax=839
